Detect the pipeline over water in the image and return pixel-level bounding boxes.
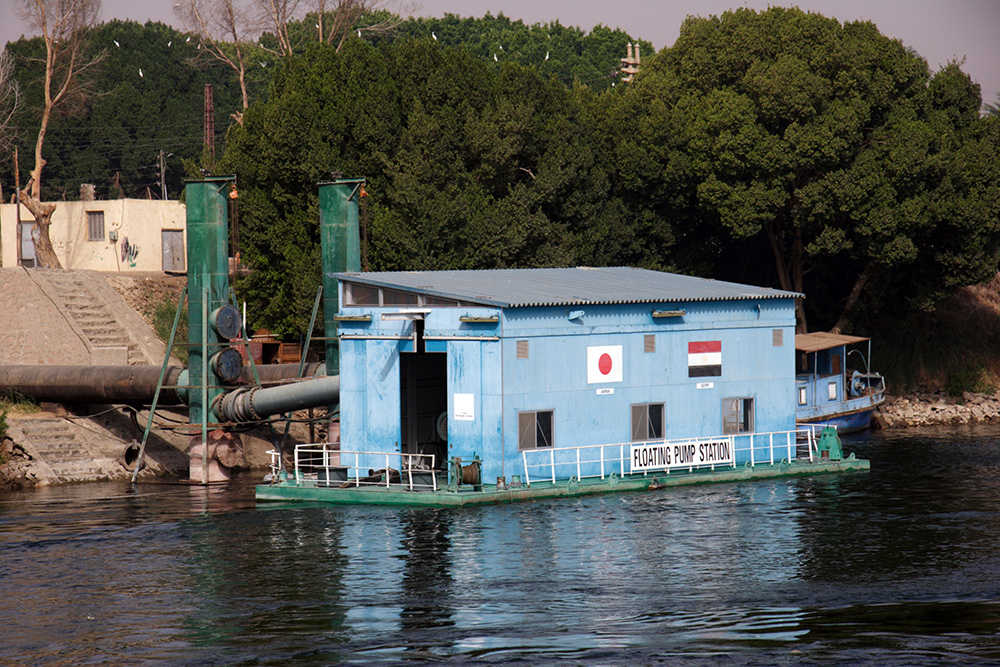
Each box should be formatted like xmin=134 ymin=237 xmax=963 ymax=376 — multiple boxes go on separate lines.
xmin=0 ymin=363 xmax=326 ymax=406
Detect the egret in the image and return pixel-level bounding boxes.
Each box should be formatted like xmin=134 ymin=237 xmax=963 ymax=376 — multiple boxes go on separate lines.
xmin=139 ymin=68 xmax=143 ymax=78
xmin=432 ymin=31 xmax=437 ymax=41
xmin=544 ymin=51 xmax=549 ymax=60
xmin=167 ymin=41 xmax=172 ymax=47
xmin=114 ymin=40 xmax=119 ymax=47
xmin=493 ymin=53 xmax=498 ymax=62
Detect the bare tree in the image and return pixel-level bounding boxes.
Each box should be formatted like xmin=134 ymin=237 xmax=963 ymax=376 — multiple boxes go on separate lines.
xmin=175 ymin=0 xmax=258 ymax=124
xmin=308 ymin=0 xmax=412 ymax=52
xmin=15 ymin=0 xmax=103 ymax=269
xmin=0 ymin=48 xmax=24 ymax=159
xmin=258 ymin=0 xmax=301 ymax=57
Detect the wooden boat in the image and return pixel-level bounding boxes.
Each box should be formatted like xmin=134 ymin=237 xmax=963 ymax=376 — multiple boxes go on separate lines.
xmin=795 ymin=332 xmax=885 ymax=434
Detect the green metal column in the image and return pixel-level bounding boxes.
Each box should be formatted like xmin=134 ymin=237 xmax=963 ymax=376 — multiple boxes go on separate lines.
xmin=185 ymin=177 xmax=234 ymax=427
xmin=319 ymin=177 xmax=364 ymax=377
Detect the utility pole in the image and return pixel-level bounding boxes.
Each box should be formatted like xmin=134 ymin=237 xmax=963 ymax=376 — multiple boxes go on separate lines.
xmin=159 ymin=150 xmax=167 ymax=200
xmin=204 ymin=83 xmax=215 ymax=163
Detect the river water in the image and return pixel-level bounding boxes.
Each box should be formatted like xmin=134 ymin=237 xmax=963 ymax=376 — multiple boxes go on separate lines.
xmin=3 ymin=427 xmax=1000 ymax=666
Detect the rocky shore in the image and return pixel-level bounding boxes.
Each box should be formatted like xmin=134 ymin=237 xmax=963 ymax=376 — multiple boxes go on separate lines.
xmin=876 ymin=391 xmax=1000 ymax=428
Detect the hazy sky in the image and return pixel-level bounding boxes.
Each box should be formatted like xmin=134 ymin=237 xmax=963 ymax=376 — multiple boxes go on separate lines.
xmin=4 ymin=0 xmax=999 ymax=100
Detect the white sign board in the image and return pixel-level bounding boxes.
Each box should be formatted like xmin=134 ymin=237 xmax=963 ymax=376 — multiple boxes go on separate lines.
xmin=453 ymin=393 xmax=475 ymax=421
xmin=630 ymin=439 xmax=734 ymax=472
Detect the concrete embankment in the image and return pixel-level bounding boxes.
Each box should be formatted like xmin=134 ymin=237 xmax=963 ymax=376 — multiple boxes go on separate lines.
xmin=876 ymin=392 xmax=1000 ymax=428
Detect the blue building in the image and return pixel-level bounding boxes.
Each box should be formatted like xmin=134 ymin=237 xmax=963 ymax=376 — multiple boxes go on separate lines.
xmin=333 ymin=267 xmax=803 ymax=486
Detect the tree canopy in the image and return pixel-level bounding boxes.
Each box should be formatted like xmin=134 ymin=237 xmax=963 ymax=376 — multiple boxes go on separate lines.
xmin=3 ymin=7 xmax=996 ymax=343
xmin=6 ymin=20 xmax=248 ymax=200
xmin=619 ymin=7 xmax=999 ymax=331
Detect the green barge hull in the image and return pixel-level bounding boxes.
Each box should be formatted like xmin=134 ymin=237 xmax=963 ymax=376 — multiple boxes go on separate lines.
xmin=255 ymin=457 xmax=869 ymax=507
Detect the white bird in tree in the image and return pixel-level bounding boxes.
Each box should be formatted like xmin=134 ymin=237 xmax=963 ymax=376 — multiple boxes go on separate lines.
xmin=138 ymin=68 xmax=143 ymax=78
xmin=357 ymin=30 xmax=361 ymax=37
xmin=432 ymin=31 xmax=437 ymax=41
xmin=493 ymin=53 xmax=498 ymax=62
xmin=186 ymin=36 xmax=191 ymax=42
xmin=114 ymin=40 xmax=120 ymax=47
xmin=167 ymin=41 xmax=172 ymax=47
xmin=544 ymin=51 xmax=549 ymax=60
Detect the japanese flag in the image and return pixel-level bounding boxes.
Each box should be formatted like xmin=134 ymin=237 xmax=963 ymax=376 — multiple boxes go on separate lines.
xmin=587 ymin=345 xmax=623 ymax=384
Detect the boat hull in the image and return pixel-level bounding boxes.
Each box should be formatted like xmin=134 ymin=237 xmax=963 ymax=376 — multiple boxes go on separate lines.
xmin=256 ymin=457 xmax=870 ymax=507
xmin=798 ymin=405 xmax=876 ymax=435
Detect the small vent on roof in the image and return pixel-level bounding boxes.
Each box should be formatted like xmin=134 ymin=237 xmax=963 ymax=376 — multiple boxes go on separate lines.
xmin=516 ymin=340 xmax=529 ymax=359
xmin=644 ymin=334 xmax=656 ymax=353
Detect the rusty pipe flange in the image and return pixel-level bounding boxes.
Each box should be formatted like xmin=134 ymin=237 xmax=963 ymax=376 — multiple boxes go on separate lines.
xmin=217 ymin=386 xmax=262 ymax=423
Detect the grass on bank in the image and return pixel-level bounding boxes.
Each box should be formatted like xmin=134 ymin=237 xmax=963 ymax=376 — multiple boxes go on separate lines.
xmin=0 ymin=391 xmax=41 ymax=457
xmin=147 ymin=296 xmax=189 ymax=365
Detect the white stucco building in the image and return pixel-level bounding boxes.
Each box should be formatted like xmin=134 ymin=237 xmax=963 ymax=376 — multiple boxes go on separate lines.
xmin=1 ymin=199 xmax=187 ymax=272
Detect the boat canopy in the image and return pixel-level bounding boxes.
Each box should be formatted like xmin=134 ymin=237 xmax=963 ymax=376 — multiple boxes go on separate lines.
xmin=795 ymin=332 xmax=870 ymax=354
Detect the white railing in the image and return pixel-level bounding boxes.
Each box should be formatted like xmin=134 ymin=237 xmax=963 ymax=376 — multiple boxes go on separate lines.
xmin=521 ymin=428 xmax=819 ymax=486
xmin=291 ymin=444 xmax=437 ymax=491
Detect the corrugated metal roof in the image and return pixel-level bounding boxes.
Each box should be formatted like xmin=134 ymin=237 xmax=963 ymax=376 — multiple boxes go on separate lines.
xmin=336 ymin=267 xmax=801 ymax=308
xmin=795 ymin=332 xmax=869 ymax=353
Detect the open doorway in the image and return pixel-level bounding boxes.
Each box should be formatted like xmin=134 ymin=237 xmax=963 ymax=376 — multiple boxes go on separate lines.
xmin=400 ymin=327 xmax=448 ymax=470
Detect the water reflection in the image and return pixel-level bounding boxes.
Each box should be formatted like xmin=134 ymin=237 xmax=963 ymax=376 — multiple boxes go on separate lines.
xmin=398 ymin=508 xmax=454 ymax=635
xmin=3 ymin=427 xmax=1000 ymax=664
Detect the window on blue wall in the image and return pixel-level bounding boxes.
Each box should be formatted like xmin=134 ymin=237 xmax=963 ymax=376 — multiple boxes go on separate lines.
xmin=518 ymin=410 xmax=553 ymax=450
xmin=631 ymin=403 xmax=664 ymax=441
xmin=722 ymin=397 xmax=754 ymax=434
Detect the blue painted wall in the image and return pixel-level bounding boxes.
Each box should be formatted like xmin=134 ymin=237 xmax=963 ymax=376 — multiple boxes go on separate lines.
xmin=336 ymin=296 xmax=797 ymax=482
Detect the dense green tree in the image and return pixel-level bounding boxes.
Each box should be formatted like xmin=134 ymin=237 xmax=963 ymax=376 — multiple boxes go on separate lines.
xmin=622 ymin=7 xmax=998 ymax=332
xmin=396 ymin=13 xmax=652 ymax=92
xmin=220 ymin=39 xmax=401 ymax=335
xmin=220 ymin=38 xmax=620 ymax=335
xmin=5 ymin=20 xmax=250 ymax=200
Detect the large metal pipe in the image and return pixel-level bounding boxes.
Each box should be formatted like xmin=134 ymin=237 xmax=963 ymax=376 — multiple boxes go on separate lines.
xmin=216 ymin=375 xmax=340 ymax=422
xmin=0 ymin=363 xmax=325 ymax=406
xmin=319 ymin=178 xmax=363 ymax=377
xmin=185 ymin=177 xmax=236 ymax=426
xmin=0 ymin=365 xmax=185 ymax=405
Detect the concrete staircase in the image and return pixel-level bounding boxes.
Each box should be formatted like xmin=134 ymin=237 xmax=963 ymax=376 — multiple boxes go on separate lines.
xmin=27 ymin=269 xmax=165 ymax=365
xmin=15 ymin=418 xmax=111 ymax=483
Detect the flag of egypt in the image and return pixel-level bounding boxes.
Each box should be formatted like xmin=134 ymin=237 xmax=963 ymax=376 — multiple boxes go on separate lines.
xmin=688 ymin=341 xmax=721 ymax=377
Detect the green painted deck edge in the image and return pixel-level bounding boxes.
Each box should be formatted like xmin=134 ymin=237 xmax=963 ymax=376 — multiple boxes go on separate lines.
xmin=255 ymin=458 xmax=870 ymax=507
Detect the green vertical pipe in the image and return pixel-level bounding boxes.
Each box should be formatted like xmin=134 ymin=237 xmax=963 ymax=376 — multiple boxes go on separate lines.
xmin=319 ymin=178 xmax=364 ymax=377
xmin=185 ymin=177 xmax=234 ymax=427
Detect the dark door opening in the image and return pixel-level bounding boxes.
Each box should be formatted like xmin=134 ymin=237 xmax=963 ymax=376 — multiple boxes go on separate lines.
xmin=400 ymin=325 xmax=447 ymax=470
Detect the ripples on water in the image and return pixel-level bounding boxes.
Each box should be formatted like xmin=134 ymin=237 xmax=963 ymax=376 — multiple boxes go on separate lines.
xmin=3 ymin=427 xmax=1000 ymax=665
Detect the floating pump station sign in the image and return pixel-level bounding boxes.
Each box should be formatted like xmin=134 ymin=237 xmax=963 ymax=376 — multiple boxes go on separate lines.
xmin=630 ymin=439 xmax=734 ymax=472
